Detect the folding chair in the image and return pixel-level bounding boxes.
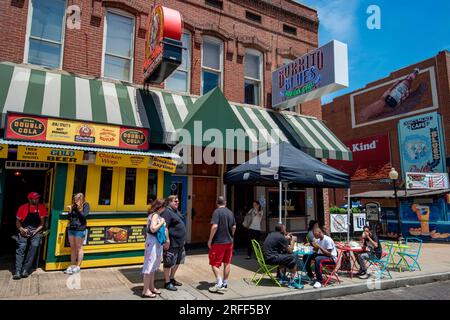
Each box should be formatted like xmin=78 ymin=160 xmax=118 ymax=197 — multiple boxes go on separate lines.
xmin=396 ymin=237 xmax=422 ymax=271
xmin=320 ymin=250 xmax=343 ymax=287
xmin=367 ymin=242 xmax=394 ymax=279
xmin=250 ymin=239 xmax=282 ymax=287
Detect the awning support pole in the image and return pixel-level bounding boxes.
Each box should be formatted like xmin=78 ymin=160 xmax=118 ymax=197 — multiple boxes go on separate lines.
xmin=284 ymin=183 xmax=288 ymax=226
xmin=279 ymin=181 xmax=282 ymax=225
xmin=347 ymin=188 xmax=351 ymax=243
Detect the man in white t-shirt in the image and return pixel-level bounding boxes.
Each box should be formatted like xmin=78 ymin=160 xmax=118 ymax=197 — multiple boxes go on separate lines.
xmin=304 ymin=228 xmax=337 ymax=289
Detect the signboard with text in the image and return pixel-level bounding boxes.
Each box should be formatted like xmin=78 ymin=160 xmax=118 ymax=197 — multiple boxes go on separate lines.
xmin=5 ymin=112 xmax=149 ymax=150
xmin=272 ymin=40 xmax=349 ymax=110
xmin=95 ymin=152 xmax=149 ymax=168
xmin=0 ymin=144 xmax=8 ymax=158
xmin=406 ymin=172 xmax=449 ymax=190
xmin=149 ymin=156 xmax=177 ymax=173
xmin=64 ymin=225 xmax=146 ymax=247
xmin=17 ymin=146 xmax=84 ymax=164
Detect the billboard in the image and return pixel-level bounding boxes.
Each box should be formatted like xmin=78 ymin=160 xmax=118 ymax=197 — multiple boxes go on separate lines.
xmin=405 ymin=172 xmax=449 ymax=190
xmin=328 ymin=134 xmax=391 ymax=180
xmin=398 ymin=112 xmax=446 ymax=177
xmin=351 ymin=67 xmax=438 ymax=128
xmin=271 ymin=40 xmax=349 ymax=110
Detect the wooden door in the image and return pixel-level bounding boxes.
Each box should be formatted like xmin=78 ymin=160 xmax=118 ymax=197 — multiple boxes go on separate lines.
xmin=191 ymin=177 xmax=218 ymax=243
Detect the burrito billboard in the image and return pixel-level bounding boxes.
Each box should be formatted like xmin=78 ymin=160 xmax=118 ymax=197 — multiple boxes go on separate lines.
xmin=271 ymin=40 xmax=349 ymax=110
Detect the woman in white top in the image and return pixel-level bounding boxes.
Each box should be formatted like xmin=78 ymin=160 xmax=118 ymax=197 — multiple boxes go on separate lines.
xmin=246 ymin=201 xmax=264 ymax=259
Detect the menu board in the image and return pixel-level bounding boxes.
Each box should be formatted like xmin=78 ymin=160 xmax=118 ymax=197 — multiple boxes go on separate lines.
xmin=64 ymin=225 xmax=146 ymax=247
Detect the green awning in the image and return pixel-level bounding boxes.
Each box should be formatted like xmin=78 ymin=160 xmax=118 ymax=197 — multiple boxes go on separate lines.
xmin=0 ymin=62 xmax=146 ymax=128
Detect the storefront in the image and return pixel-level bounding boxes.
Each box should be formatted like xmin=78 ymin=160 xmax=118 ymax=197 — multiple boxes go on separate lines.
xmin=0 ymin=62 xmax=178 ymax=270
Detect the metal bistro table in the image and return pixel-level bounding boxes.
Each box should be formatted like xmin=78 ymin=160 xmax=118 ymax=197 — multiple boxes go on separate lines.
xmin=293 ymin=247 xmax=315 ymax=285
xmin=385 ymin=242 xmax=410 ymax=272
xmin=335 ymin=243 xmax=365 ymax=279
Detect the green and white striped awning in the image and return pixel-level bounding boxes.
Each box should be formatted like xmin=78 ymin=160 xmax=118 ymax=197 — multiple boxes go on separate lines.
xmin=0 ymin=62 xmax=146 ymax=128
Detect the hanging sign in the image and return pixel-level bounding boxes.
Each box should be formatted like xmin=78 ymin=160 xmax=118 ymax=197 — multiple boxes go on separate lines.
xmin=17 ymin=146 xmax=84 ymax=164
xmin=272 ymin=40 xmax=349 ymax=110
xmin=149 ymin=156 xmax=177 ymax=173
xmin=353 ymin=213 xmax=367 ymax=232
xmin=365 ymin=202 xmax=380 ymax=221
xmin=143 ymin=5 xmax=183 ymax=84
xmin=330 ymin=214 xmax=348 ymax=233
xmin=95 ymin=153 xmax=149 ymax=168
xmin=0 ymin=144 xmax=8 ymax=158
xmin=405 ymin=172 xmax=449 ymax=190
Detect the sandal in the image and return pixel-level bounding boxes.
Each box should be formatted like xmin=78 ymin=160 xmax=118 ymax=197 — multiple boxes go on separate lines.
xmin=141 ymin=292 xmax=157 ymax=298
xmin=151 ymin=289 xmax=162 ymax=295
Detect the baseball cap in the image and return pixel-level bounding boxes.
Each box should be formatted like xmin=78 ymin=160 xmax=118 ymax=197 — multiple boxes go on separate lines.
xmin=27 ymin=192 xmax=41 ymax=200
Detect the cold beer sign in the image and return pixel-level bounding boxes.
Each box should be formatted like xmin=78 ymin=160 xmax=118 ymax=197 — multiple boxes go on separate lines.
xmin=272 ymin=40 xmax=349 ymax=110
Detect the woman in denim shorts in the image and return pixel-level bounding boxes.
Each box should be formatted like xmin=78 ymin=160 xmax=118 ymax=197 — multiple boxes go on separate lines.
xmin=65 ymin=193 xmax=90 ymax=275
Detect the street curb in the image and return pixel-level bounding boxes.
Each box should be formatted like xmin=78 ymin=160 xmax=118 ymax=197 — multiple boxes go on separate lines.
xmin=235 ymin=272 xmax=450 ymax=300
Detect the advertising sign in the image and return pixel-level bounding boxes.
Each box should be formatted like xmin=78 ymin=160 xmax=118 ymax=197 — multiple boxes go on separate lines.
xmin=328 ymin=134 xmax=391 ymax=180
xmin=398 ymin=112 xmax=446 ymax=177
xmin=330 ymin=214 xmax=348 ymax=233
xmin=365 ymin=202 xmax=380 ymax=221
xmin=95 ymin=152 xmax=149 ymax=168
xmin=272 ymin=40 xmax=349 ymax=110
xmin=64 ymin=225 xmax=146 ymax=247
xmin=17 ymin=146 xmax=84 ymax=164
xmin=351 ymin=67 xmax=438 ymax=128
xmin=0 ymin=144 xmax=8 ymax=158
xmin=353 ymin=213 xmax=367 ymax=232
xmin=406 ymin=172 xmax=449 ymax=190
xmin=149 ymin=156 xmax=177 ymax=173
xmin=5 ymin=112 xmax=149 ymax=150
xmin=143 ymin=5 xmax=182 ymax=84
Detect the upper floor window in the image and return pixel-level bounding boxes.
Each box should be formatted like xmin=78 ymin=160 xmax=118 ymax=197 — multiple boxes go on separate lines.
xmin=283 ymin=24 xmax=297 ymax=36
xmin=205 ymin=0 xmax=223 ymax=10
xmin=244 ymin=49 xmax=263 ymax=106
xmin=103 ymin=10 xmax=135 ymax=82
xmin=165 ymin=32 xmax=191 ymax=93
xmin=26 ymin=0 xmax=66 ymax=68
xmin=201 ymin=36 xmax=223 ymax=94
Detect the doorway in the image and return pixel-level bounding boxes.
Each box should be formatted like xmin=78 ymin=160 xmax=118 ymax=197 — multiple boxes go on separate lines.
xmin=191 ymin=177 xmax=218 ymax=243
xmin=170 ymin=175 xmax=188 ymax=224
xmin=0 ymin=167 xmax=50 ymax=259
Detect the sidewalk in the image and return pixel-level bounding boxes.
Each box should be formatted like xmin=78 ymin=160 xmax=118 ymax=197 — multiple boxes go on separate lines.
xmin=1 ymin=243 xmax=449 ymax=300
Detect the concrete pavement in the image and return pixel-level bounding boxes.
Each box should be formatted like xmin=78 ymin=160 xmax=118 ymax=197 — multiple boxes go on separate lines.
xmin=1 ymin=243 xmax=450 ymax=300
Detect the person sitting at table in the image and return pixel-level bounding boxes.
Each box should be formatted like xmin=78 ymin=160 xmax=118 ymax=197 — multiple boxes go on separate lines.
xmin=356 ymin=226 xmax=382 ymax=279
xmin=304 ymin=220 xmax=319 ymax=245
xmin=262 ymin=224 xmax=301 ymax=289
xmin=304 ymin=227 xmax=338 ymax=289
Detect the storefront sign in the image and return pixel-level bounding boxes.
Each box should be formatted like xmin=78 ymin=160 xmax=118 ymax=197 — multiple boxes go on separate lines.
xmin=149 ymin=156 xmax=177 ymax=173
xmin=64 ymin=225 xmax=146 ymax=247
xmin=330 ymin=214 xmax=348 ymax=233
xmin=353 ymin=213 xmax=367 ymax=232
xmin=406 ymin=172 xmax=449 ymax=190
xmin=17 ymin=146 xmax=84 ymax=164
xmin=328 ymin=134 xmax=391 ymax=180
xmin=272 ymin=40 xmax=349 ymax=110
xmin=0 ymin=144 xmax=8 ymax=158
xmin=398 ymin=112 xmax=446 ymax=177
xmin=143 ymin=5 xmax=183 ymax=84
xmin=6 ymin=112 xmax=149 ymax=150
xmin=95 ymin=152 xmax=149 ymax=168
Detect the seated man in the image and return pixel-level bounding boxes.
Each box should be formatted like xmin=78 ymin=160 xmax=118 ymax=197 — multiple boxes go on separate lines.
xmin=262 ymin=224 xmax=301 ymax=289
xmin=304 ymin=228 xmax=338 ymax=289
xmin=356 ymin=226 xmax=382 ymax=279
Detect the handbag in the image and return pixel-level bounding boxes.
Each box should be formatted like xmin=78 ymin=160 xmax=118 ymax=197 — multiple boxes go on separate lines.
xmin=242 ymin=209 xmax=254 ymax=229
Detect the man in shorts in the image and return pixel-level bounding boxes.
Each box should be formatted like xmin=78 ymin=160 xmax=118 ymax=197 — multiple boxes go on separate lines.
xmin=161 ymin=195 xmax=187 ymax=291
xmin=208 ymin=196 xmax=236 ymax=293
xmin=262 ymin=224 xmax=301 ymax=289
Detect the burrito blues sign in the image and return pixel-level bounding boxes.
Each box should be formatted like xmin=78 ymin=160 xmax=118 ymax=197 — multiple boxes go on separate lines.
xmin=271 ymin=40 xmax=349 ymax=110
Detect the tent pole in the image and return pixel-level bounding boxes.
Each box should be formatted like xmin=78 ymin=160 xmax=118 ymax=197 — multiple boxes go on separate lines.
xmin=347 ymin=188 xmax=351 ymax=243
xmin=284 ymin=183 xmax=288 ymax=226
xmin=279 ymin=181 xmax=282 ymax=224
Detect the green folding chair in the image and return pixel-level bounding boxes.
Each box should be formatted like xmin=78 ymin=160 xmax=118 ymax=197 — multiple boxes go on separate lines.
xmin=396 ymin=237 xmax=422 ymax=271
xmin=250 ymin=239 xmax=282 ymax=287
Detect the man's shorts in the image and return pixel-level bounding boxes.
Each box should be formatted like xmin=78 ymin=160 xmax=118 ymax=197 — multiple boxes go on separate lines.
xmin=163 ymin=246 xmax=186 ymax=268
xmin=265 ymin=254 xmax=298 ymax=270
xmin=209 ymin=243 xmax=233 ymax=268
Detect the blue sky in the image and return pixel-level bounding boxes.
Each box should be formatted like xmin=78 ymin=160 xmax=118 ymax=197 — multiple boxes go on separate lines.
xmin=298 ymin=0 xmax=450 ymax=104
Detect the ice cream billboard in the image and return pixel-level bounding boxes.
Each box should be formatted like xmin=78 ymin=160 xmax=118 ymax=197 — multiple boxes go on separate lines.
xmin=351 ymin=67 xmax=438 ymax=128
xmin=328 ymin=134 xmax=391 ymax=181
xmin=271 ymin=40 xmax=349 ymax=110
xmin=398 ymin=112 xmax=446 ymax=177
xmin=406 ymin=172 xmax=449 ymax=190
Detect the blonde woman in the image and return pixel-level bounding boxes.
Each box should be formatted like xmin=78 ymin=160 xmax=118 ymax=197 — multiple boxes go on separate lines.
xmin=64 ymin=193 xmax=90 ymax=275
xmin=142 ymin=199 xmax=167 ymax=298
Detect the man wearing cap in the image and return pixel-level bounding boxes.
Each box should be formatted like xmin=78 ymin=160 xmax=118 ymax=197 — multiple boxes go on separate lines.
xmin=13 ymin=192 xmax=48 ymax=279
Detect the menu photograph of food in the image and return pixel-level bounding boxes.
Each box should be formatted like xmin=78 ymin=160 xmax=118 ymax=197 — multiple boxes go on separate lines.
xmin=64 ymin=225 xmax=146 ymax=247
xmin=106 ymin=227 xmax=129 ymax=243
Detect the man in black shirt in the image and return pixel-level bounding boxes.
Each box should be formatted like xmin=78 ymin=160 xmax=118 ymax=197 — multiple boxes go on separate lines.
xmin=356 ymin=226 xmax=383 ymax=279
xmin=161 ymin=195 xmax=187 ymax=291
xmin=262 ymin=224 xmax=301 ymax=289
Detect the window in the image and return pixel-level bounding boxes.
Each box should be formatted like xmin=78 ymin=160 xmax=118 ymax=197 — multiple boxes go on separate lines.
xmin=245 ymin=11 xmax=262 ymax=24
xmin=103 ymin=10 xmax=135 ymax=82
xmin=98 ymin=167 xmax=113 ymax=205
xmin=165 ymin=32 xmax=191 ymax=92
xmin=283 ymin=24 xmax=297 ymax=36
xmin=26 ymin=0 xmax=66 ymax=68
xmin=147 ymin=170 xmax=158 ymax=205
xmin=244 ymin=49 xmax=263 ymax=106
xmin=202 ymin=37 xmax=223 ymax=94
xmin=72 ymin=165 xmax=88 ymax=196
xmin=205 ymin=0 xmax=223 ymax=10
xmin=268 ymin=188 xmax=306 ymax=217
xmin=124 ymin=168 xmax=137 ymax=205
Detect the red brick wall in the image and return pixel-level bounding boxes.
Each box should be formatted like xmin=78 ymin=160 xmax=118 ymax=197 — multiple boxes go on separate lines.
xmin=323 ymin=51 xmax=450 ymax=205
xmin=0 ymin=0 xmax=321 ymax=116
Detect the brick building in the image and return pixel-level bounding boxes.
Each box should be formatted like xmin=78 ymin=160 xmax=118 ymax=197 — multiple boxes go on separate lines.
xmin=0 ymin=0 xmax=353 ymax=269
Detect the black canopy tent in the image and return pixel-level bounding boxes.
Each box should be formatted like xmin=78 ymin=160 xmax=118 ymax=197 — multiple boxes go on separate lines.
xmin=224 ymin=142 xmax=351 ymax=237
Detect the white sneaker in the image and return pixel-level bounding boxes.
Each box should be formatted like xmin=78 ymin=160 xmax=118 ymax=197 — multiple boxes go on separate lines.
xmin=64 ymin=266 xmax=74 ymax=274
xmin=313 ymin=281 xmax=322 ymax=289
xmin=72 ymin=266 xmax=81 ymax=274
xmin=208 ymin=283 xmax=224 ymax=294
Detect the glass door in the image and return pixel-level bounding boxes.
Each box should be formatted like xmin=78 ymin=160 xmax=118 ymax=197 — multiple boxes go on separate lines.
xmin=170 ymin=176 xmax=188 ymax=224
